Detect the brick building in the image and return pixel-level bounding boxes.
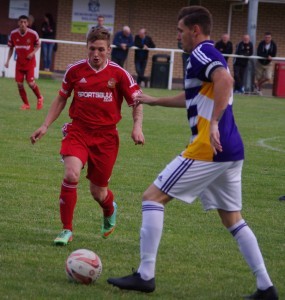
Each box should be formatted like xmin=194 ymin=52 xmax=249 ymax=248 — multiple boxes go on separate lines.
xmin=1 ymin=0 xmax=285 ymax=83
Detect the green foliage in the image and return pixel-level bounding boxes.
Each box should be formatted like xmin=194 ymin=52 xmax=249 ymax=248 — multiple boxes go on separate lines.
xmin=0 ymin=78 xmax=284 ymax=299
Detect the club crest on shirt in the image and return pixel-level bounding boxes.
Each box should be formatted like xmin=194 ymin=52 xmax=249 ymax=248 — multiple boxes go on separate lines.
xmin=107 ymin=78 xmax=117 ymax=89
xmin=26 ymin=38 xmax=31 ymax=44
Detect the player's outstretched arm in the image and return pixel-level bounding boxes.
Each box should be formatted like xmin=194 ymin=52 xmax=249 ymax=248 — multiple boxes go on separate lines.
xmin=136 ymin=92 xmax=185 ymax=108
xmin=30 ymin=95 xmax=67 ymax=144
xmin=131 ymin=103 xmax=144 ymax=145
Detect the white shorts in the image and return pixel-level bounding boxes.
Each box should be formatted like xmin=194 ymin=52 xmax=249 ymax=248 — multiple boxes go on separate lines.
xmin=154 ymin=155 xmax=243 ymax=211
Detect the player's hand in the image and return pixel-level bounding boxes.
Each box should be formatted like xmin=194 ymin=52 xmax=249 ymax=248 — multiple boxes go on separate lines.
xmin=4 ymin=62 xmax=9 ymax=68
xmin=135 ymin=93 xmax=156 ymax=106
xmin=27 ymin=53 xmax=34 ymax=60
xmin=210 ymin=121 xmax=222 ymax=155
xmin=131 ymin=127 xmax=145 ymax=146
xmin=30 ymin=125 xmax=48 ymax=144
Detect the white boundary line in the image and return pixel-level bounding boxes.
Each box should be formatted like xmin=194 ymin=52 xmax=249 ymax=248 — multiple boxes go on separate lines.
xmin=257 ymin=136 xmax=285 ymax=153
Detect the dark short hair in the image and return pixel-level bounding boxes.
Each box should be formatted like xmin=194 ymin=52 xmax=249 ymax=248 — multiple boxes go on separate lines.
xmin=264 ymin=32 xmax=271 ymax=36
xmin=18 ymin=15 xmax=29 ymax=21
xmin=45 ymin=13 xmax=54 ymax=25
xmin=87 ymin=28 xmax=110 ymax=46
xmin=178 ymin=6 xmax=212 ymax=36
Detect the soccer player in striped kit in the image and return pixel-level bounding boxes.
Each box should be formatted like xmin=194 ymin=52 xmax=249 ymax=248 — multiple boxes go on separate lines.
xmin=30 ymin=28 xmax=144 ymax=244
xmin=107 ymin=6 xmax=278 ymax=299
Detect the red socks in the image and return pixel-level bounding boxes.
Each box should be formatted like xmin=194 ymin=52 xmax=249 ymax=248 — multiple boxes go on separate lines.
xmin=31 ymin=84 xmax=42 ymax=99
xmin=99 ymin=190 xmax=114 ymax=217
xmin=59 ymin=182 xmax=114 ymax=230
xmin=18 ymin=86 xmax=29 ymax=105
xmin=59 ymin=179 xmax=78 ymax=231
xmin=18 ymin=84 xmax=42 ymax=104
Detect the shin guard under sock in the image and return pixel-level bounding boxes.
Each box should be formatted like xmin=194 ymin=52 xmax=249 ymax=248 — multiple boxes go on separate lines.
xmin=99 ymin=190 xmax=114 ymax=217
xmin=59 ymin=179 xmax=78 ymax=231
xmin=18 ymin=86 xmax=29 ymax=105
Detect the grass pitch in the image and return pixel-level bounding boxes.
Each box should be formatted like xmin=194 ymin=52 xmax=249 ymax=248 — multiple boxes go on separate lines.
xmin=0 ymin=77 xmax=284 ymax=300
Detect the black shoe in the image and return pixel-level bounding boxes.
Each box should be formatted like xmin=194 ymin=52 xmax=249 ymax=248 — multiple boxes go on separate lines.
xmin=107 ymin=271 xmax=155 ymax=293
xmin=244 ymin=286 xmax=278 ymax=300
xmin=278 ymin=195 xmax=285 ymax=201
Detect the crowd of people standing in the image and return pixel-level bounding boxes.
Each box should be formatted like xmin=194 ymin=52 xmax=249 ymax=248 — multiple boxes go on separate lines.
xmin=108 ymin=23 xmax=278 ymax=94
xmin=6 ymin=12 xmax=278 ymax=95
xmin=92 ymin=14 xmax=277 ymax=95
xmin=215 ymin=32 xmax=277 ymax=96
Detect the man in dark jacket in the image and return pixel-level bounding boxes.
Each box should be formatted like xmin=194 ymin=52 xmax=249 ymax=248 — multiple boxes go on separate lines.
xmin=255 ymin=32 xmax=277 ymax=95
xmin=134 ymin=28 xmax=156 ymax=86
xmin=233 ymin=34 xmax=253 ymax=93
xmin=215 ymin=33 xmax=233 ymax=62
xmin=111 ymin=26 xmax=134 ymax=68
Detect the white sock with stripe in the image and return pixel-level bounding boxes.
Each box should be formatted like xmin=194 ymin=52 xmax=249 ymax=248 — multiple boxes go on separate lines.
xmin=137 ymin=200 xmax=164 ymax=280
xmin=228 ymin=219 xmax=273 ymax=290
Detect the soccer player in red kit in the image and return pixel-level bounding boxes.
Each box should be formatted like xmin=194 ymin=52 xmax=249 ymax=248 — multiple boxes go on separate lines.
xmin=30 ymin=28 xmax=144 ymax=245
xmin=5 ymin=15 xmax=43 ymax=110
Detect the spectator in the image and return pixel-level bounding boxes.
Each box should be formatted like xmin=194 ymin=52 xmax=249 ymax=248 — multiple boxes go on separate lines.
xmin=111 ymin=26 xmax=133 ymax=68
xmin=28 ymin=14 xmax=37 ymax=31
xmin=134 ymin=28 xmax=156 ymax=87
xmin=233 ymin=34 xmax=253 ymax=93
xmin=86 ymin=15 xmax=108 ymax=37
xmin=215 ymin=33 xmax=233 ymax=62
xmin=93 ymin=15 xmax=106 ymax=29
xmin=255 ymin=32 xmax=277 ymax=96
xmin=41 ymin=13 xmax=56 ymax=72
xmin=5 ymin=15 xmax=43 ymax=110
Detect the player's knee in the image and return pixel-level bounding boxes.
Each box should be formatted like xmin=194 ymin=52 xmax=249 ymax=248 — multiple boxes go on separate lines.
xmin=64 ymin=169 xmax=80 ymax=183
xmin=142 ymin=189 xmax=151 ymax=201
xmin=218 ymin=209 xmax=242 ymax=228
xmin=17 ymin=82 xmax=24 ymax=89
xmin=28 ymin=81 xmax=36 ymax=89
xmin=90 ymin=187 xmax=106 ymax=203
xmin=142 ymin=184 xmax=169 ymax=205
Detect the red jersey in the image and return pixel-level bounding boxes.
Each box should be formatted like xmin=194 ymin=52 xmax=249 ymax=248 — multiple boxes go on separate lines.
xmin=8 ymin=28 xmax=40 ymax=70
xmin=59 ymin=59 xmax=142 ymax=128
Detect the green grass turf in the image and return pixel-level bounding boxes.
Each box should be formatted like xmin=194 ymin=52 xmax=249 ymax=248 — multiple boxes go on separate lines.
xmin=0 ymin=77 xmax=284 ymax=299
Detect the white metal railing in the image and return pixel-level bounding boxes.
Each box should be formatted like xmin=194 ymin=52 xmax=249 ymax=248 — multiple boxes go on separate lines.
xmin=40 ymin=38 xmax=183 ymax=90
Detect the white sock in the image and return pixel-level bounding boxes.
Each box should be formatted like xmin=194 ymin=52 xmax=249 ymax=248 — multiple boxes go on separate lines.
xmin=228 ymin=219 xmax=273 ymax=290
xmin=137 ymin=200 xmax=164 ymax=280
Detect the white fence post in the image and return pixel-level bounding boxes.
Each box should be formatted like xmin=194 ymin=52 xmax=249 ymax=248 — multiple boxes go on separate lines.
xmin=168 ymin=50 xmax=175 ymax=90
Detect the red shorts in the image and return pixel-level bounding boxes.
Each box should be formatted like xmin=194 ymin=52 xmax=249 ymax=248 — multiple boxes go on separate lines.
xmin=15 ymin=67 xmax=35 ymax=83
xmin=60 ymin=122 xmax=119 ymax=187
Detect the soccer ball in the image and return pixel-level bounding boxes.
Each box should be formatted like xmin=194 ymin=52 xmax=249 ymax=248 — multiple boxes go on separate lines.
xmin=65 ymin=249 xmax=102 ymax=284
